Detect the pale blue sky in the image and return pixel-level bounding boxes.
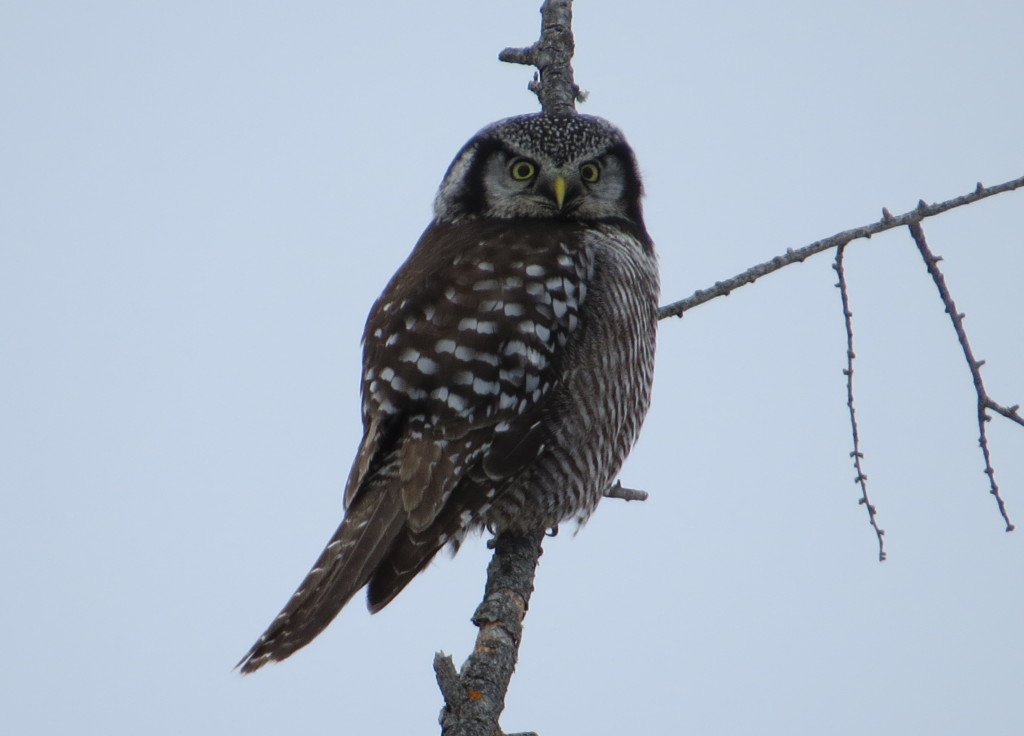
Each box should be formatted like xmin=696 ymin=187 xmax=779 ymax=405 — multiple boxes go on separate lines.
xmin=3 ymin=2 xmax=1023 ymax=734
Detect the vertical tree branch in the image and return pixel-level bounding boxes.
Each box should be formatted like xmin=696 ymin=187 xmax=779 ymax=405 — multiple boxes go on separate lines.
xmin=435 ymin=531 xmax=545 ymax=736
xmin=435 ymin=4 xmax=583 ymax=733
xmin=833 ymin=245 xmax=886 ymax=560
xmin=907 ymin=219 xmax=1016 ymax=532
xmin=499 ymin=0 xmax=585 ymax=115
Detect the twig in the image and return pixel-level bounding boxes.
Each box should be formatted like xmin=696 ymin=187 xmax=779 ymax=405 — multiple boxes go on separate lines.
xmin=434 ymin=653 xmax=469 ymax=711
xmin=658 ymin=175 xmax=1024 ymax=321
xmin=604 ymin=480 xmax=649 ymax=502
xmin=499 ymin=0 xmax=584 ymax=115
xmin=436 ymin=530 xmax=545 ymax=736
xmin=906 ymin=219 xmax=1017 ymax=532
xmin=833 ymin=245 xmax=886 ymax=561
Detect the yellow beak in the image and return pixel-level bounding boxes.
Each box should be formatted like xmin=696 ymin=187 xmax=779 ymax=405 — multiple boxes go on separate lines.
xmin=553 ymin=176 xmax=567 ymax=209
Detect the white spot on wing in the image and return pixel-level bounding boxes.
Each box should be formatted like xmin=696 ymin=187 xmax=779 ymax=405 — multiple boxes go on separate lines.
xmin=417 ymin=356 xmax=438 ymax=374
xmin=446 ymin=392 xmax=469 ymax=412
xmin=454 ymin=345 xmax=482 ymax=362
xmin=525 ymin=282 xmax=549 ymax=300
xmin=472 ymin=378 xmax=499 ymax=395
xmin=390 ymin=375 xmax=409 ymax=392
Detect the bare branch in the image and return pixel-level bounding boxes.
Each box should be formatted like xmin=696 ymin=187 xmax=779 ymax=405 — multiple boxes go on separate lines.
xmin=499 ymin=0 xmax=584 ymax=115
xmin=436 ymin=531 xmax=545 ymax=736
xmin=658 ymin=175 xmax=1024 ymax=320
xmin=656 ymin=176 xmax=1023 ymax=547
xmin=833 ymin=245 xmax=886 ymax=561
xmin=433 ymin=8 xmax=1022 ymax=735
xmin=906 ymin=221 xmax=1017 ymax=532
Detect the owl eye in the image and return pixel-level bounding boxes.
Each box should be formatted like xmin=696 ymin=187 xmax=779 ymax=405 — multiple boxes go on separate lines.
xmin=509 ymin=159 xmax=537 ymax=181
xmin=579 ymin=162 xmax=601 ymax=183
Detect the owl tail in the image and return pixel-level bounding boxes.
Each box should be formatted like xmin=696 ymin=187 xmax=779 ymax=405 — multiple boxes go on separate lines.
xmin=365 ymin=474 xmax=491 ymax=612
xmin=366 ymin=531 xmax=447 ymax=613
xmin=236 ymin=489 xmax=406 ymax=674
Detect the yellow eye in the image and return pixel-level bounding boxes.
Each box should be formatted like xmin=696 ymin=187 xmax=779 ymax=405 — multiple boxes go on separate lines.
xmin=580 ymin=162 xmax=601 ymax=183
xmin=509 ymin=159 xmax=537 ymax=181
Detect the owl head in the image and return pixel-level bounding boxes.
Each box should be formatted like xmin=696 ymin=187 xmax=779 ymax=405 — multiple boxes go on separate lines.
xmin=433 ymin=114 xmax=645 ymax=227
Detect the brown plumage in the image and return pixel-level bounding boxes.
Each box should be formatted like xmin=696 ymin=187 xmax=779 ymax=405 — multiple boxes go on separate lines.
xmin=238 ymin=114 xmax=658 ymax=673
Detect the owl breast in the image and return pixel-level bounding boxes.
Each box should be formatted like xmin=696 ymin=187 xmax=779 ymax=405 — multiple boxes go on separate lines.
xmin=481 ymin=222 xmax=660 ymax=531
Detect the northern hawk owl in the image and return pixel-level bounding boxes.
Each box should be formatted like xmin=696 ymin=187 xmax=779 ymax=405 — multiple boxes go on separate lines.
xmin=238 ymin=113 xmax=659 ymax=672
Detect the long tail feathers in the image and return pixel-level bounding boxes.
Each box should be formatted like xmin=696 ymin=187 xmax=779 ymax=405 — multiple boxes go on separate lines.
xmin=236 ymin=490 xmax=405 ymax=674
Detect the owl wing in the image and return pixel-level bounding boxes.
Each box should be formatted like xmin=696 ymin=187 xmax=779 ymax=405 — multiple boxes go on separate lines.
xmin=348 ymin=218 xmax=592 ymax=515
xmin=237 ymin=219 xmax=592 ymax=672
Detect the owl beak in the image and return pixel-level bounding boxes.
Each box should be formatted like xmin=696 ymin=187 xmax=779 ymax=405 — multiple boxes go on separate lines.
xmin=539 ymin=175 xmax=580 ymax=212
xmin=553 ymin=176 xmax=567 ymax=209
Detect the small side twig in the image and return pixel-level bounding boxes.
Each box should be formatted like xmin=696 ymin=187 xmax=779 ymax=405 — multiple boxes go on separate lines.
xmin=906 ymin=218 xmax=1017 ymax=532
xmin=435 ymin=530 xmax=545 ymax=736
xmin=604 ymin=480 xmax=649 ymax=502
xmin=833 ymin=245 xmax=886 ymax=561
xmin=499 ymin=0 xmax=585 ymax=115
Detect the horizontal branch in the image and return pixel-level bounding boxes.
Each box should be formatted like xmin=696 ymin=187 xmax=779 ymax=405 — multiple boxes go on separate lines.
xmin=658 ymin=175 xmax=1024 ymax=320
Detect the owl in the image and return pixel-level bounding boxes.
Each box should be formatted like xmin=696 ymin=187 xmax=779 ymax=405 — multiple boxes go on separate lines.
xmin=238 ymin=113 xmax=659 ymax=672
